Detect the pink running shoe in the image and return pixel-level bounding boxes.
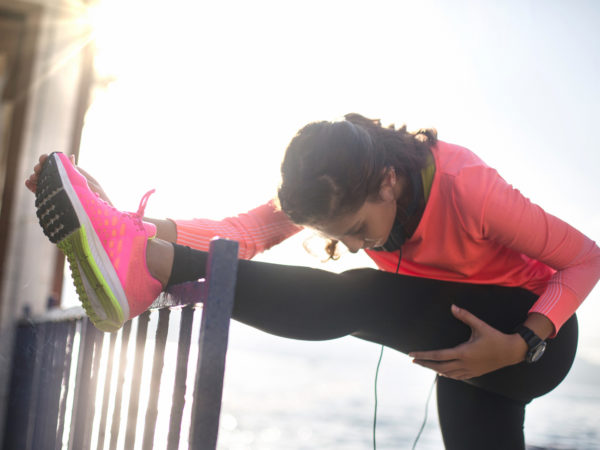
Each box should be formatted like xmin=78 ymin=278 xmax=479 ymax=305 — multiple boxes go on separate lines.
xmin=35 ymin=153 xmax=163 ymax=332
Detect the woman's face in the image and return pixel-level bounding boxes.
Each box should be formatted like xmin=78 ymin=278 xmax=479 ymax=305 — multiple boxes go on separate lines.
xmin=315 ymin=170 xmax=403 ymax=253
xmin=316 ymin=198 xmax=398 ymax=252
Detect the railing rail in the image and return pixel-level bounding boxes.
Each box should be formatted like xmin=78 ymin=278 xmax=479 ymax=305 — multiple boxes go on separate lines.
xmin=3 ymin=238 xmax=239 ymax=450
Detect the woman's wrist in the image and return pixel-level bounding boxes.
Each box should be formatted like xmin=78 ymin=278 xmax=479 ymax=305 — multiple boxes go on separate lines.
xmin=506 ymin=332 xmax=529 ymax=364
xmin=508 ymin=313 xmax=554 ymax=364
xmin=144 ymin=218 xmax=178 ymax=243
xmin=522 ymin=313 xmax=555 ymax=341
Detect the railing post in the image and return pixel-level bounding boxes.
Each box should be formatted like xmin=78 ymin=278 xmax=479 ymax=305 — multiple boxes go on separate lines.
xmin=124 ymin=310 xmax=151 ymax=450
xmin=110 ymin=320 xmax=133 ymax=450
xmin=167 ymin=305 xmax=195 ymax=450
xmin=69 ymin=318 xmax=103 ymax=450
xmin=142 ymin=307 xmax=171 ymax=450
xmin=96 ymin=331 xmax=117 ymax=450
xmin=3 ymin=321 xmax=37 ymax=450
xmin=55 ymin=321 xmax=77 ymax=449
xmin=35 ymin=321 xmax=70 ymax=446
xmin=189 ymin=238 xmax=239 ymax=450
xmin=31 ymin=322 xmax=56 ymax=446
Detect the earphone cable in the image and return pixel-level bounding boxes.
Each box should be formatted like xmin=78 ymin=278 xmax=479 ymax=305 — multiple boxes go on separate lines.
xmin=373 ymin=249 xmax=402 ymax=450
xmin=372 ymin=344 xmax=384 ymax=450
xmin=411 ymin=374 xmax=438 ymax=449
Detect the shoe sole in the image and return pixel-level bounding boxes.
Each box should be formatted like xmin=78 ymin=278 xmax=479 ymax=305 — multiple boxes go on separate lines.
xmin=35 ymin=154 xmax=127 ymax=332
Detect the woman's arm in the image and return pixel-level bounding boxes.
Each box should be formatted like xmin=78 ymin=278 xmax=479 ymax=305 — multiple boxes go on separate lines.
xmin=411 ymin=165 xmax=600 ymax=378
xmin=26 ymin=154 xmax=302 ymax=258
xmin=169 ymin=200 xmax=302 ymax=259
xmin=474 ymin=167 xmax=600 ymax=337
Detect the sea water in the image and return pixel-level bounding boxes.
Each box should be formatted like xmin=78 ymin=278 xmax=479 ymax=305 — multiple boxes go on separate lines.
xmin=219 ymin=321 xmax=600 ymax=450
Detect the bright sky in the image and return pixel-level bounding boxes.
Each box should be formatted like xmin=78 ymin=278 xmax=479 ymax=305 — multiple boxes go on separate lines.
xmin=78 ymin=0 xmax=600 ymax=360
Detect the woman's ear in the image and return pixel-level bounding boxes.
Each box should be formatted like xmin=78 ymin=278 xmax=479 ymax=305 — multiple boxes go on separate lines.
xmin=378 ymin=168 xmax=397 ymax=202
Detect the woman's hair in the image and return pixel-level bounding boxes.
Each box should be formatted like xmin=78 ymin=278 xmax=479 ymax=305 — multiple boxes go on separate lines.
xmin=278 ymin=113 xmax=437 ymax=259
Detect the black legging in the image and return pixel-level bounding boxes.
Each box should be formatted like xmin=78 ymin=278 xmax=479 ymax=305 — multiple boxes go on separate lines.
xmin=168 ymin=244 xmax=578 ymax=449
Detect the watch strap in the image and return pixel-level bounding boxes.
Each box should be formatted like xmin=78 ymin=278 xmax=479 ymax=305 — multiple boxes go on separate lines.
xmin=515 ymin=324 xmax=543 ymax=349
xmin=515 ymin=324 xmax=547 ymax=363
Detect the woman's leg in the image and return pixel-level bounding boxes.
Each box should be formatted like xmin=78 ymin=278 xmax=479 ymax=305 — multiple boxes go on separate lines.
xmin=436 ymin=376 xmax=526 ymax=450
xmin=168 ymin=244 xmax=578 ymax=404
xmin=338 ymin=268 xmax=579 ymax=404
xmin=167 ymin=244 xmax=368 ymax=340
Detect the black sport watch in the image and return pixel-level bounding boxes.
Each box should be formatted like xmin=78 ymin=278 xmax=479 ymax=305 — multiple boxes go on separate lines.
xmin=515 ymin=324 xmax=547 ymax=363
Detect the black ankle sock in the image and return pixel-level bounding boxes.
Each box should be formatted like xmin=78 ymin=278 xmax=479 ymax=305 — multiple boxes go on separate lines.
xmin=166 ymin=243 xmax=209 ymax=287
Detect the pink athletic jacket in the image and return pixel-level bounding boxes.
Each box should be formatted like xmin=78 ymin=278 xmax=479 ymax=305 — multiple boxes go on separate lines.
xmin=174 ymin=141 xmax=600 ymax=335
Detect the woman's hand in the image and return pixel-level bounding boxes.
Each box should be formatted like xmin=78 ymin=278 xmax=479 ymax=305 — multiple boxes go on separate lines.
xmin=409 ymin=305 xmax=528 ymax=380
xmin=25 ymin=154 xmax=113 ymax=206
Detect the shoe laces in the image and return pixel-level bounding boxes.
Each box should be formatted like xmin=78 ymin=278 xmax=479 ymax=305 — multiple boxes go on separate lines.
xmin=136 ymin=189 xmax=155 ymax=218
xmin=91 ymin=188 xmax=156 ymax=232
xmin=126 ymin=189 xmax=156 ymax=232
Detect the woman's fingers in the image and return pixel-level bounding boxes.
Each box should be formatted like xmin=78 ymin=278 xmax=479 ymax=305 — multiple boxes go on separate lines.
xmin=77 ymin=166 xmax=113 ymax=205
xmin=26 ymin=153 xmax=113 ymax=205
xmin=33 ymin=154 xmax=48 ymax=175
xmin=77 ymin=166 xmax=98 ymax=185
xmin=413 ymin=359 xmax=472 ymax=380
xmin=25 ymin=154 xmax=49 ymax=193
xmin=440 ymin=368 xmax=472 ymax=380
xmin=413 ymin=358 xmax=459 ymax=372
xmin=35 ymin=154 xmax=48 ymax=171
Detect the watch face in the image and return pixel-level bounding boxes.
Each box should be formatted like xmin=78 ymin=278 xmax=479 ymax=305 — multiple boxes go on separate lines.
xmin=528 ymin=341 xmax=547 ymax=363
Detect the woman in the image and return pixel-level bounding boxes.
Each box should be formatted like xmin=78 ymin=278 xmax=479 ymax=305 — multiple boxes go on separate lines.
xmin=27 ymin=113 xmax=600 ymax=449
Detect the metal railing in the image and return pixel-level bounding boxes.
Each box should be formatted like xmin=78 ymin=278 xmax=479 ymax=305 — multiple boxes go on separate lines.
xmin=3 ymin=239 xmax=239 ymax=450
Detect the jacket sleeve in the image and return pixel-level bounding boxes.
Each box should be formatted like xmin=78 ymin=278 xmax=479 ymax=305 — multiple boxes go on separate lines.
xmin=171 ymin=199 xmax=303 ymax=259
xmin=456 ymin=166 xmax=600 ymax=336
